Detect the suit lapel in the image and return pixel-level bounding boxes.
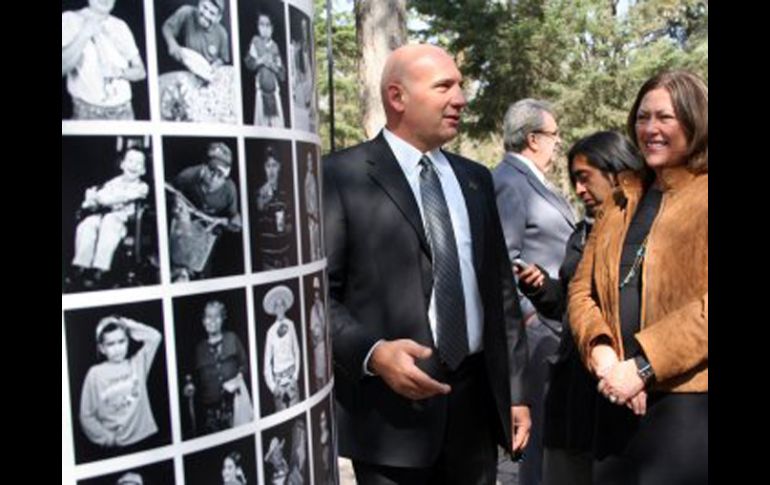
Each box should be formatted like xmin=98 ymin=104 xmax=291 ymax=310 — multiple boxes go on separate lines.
xmin=445 ymin=152 xmax=484 ymax=274
xmin=507 ymin=154 xmax=576 ymax=228
xmin=366 ymin=134 xmax=432 ymax=256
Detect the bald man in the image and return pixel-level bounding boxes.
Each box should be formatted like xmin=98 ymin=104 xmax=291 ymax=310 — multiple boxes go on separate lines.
xmin=323 ymin=44 xmax=531 ymax=484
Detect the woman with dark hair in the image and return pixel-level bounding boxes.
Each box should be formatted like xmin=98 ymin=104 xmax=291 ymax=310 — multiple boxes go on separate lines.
xmin=569 ymin=70 xmax=708 ymax=484
xmin=514 ymin=131 xmax=645 ymax=485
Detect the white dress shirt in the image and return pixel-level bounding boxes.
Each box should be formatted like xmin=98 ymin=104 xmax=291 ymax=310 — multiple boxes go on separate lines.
xmin=362 ymin=130 xmax=485 ymax=374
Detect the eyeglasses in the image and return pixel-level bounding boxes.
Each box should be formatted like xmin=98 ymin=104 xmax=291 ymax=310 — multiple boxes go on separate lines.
xmin=532 ymin=129 xmax=561 ymax=140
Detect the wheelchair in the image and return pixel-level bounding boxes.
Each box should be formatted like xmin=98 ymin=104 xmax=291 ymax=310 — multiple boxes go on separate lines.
xmin=64 ymin=200 xmax=159 ymax=292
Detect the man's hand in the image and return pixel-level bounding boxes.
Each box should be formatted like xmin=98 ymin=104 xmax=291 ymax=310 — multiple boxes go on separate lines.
xmin=369 ymin=339 xmax=451 ymax=400
xmin=511 ymin=405 xmax=531 ymax=453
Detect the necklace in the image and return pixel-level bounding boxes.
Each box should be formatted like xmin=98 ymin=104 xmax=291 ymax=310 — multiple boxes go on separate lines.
xmin=619 ymin=235 xmax=649 ymax=289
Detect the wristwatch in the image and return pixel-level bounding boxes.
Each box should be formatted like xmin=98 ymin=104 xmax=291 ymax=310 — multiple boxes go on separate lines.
xmin=633 ymin=355 xmax=655 ymax=385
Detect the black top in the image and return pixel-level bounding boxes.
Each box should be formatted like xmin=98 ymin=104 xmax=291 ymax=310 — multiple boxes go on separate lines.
xmin=619 ymin=187 xmax=663 ymax=358
xmin=518 ymin=220 xmax=596 ymax=450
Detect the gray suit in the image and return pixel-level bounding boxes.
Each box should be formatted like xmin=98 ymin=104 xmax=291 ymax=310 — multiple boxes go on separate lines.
xmin=493 ymin=153 xmax=575 ymax=485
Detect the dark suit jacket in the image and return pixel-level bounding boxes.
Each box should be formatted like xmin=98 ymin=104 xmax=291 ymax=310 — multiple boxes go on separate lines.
xmin=323 ymin=132 xmax=528 ymax=467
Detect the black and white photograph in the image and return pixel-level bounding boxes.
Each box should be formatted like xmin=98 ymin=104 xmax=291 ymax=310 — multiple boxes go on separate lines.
xmin=310 ymin=396 xmax=338 ymax=485
xmin=62 ymin=135 xmax=160 ymax=293
xmin=254 ymin=279 xmax=305 ymax=417
xmin=162 ymin=136 xmax=244 ymax=282
xmin=304 ymin=271 xmax=330 ymax=396
xmin=262 ymin=414 xmax=310 ymax=485
xmin=245 ymin=139 xmax=297 ymax=271
xmin=289 ymin=5 xmax=317 ymax=132
xmin=172 ymin=288 xmax=254 ymax=440
xmin=77 ymin=459 xmax=175 ymax=485
xmin=64 ymin=300 xmax=171 ymax=464
xmin=183 ymin=435 xmax=257 ymax=485
xmin=154 ymin=0 xmax=237 ymax=123
xmin=62 ymin=0 xmax=150 ymax=121
xmin=238 ymin=0 xmax=291 ymax=128
xmin=297 ymin=142 xmax=322 ymax=264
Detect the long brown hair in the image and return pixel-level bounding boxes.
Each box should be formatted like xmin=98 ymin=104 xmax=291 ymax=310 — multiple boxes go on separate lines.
xmin=627 ymin=70 xmax=708 ymax=173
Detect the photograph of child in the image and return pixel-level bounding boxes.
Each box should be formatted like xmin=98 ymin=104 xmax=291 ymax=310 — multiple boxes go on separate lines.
xmin=62 ymin=135 xmax=159 ymax=293
xmin=238 ymin=0 xmax=290 ymax=128
xmin=254 ymin=279 xmax=305 ymax=417
xmin=64 ymin=300 xmax=171 ymax=464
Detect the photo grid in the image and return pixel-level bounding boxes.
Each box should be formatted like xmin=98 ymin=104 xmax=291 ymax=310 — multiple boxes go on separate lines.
xmin=62 ymin=1 xmax=331 ymax=484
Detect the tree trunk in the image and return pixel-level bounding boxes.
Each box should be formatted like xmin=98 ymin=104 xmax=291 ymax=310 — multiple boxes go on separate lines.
xmin=355 ymin=0 xmax=407 ymax=138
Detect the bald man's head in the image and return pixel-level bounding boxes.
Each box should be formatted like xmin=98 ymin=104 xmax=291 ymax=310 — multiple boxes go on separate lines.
xmin=379 ymin=44 xmax=466 ymax=152
xmin=380 ymin=44 xmax=454 ymax=106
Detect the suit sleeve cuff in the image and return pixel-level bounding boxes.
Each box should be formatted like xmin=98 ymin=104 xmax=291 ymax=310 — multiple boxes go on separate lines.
xmin=362 ymin=339 xmax=385 ymax=376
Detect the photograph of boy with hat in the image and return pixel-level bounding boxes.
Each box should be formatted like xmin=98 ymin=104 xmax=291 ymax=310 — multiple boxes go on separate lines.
xmin=254 ymin=280 xmax=305 ymax=416
xmin=262 ymin=285 xmax=301 ymax=411
xmin=164 ymin=138 xmax=243 ymax=282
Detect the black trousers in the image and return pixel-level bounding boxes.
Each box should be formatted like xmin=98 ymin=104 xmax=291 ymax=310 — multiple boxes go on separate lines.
xmin=353 ymin=354 xmax=499 ymax=485
xmin=593 ymin=392 xmax=708 ymax=485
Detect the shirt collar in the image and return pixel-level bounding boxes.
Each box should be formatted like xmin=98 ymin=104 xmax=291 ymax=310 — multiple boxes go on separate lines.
xmin=383 ymin=128 xmax=447 ymax=177
xmin=511 ymin=152 xmax=548 ymax=186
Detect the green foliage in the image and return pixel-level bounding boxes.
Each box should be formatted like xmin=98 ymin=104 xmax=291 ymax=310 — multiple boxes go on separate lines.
xmin=313 ymin=0 xmax=707 ymax=191
xmin=409 ymin=0 xmax=707 ymax=200
xmin=314 ymin=0 xmax=367 ymax=152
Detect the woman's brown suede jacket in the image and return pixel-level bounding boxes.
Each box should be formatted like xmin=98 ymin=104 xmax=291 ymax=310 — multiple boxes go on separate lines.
xmin=568 ymin=165 xmax=707 ymax=392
